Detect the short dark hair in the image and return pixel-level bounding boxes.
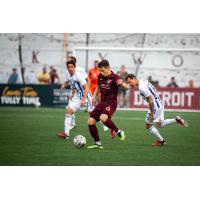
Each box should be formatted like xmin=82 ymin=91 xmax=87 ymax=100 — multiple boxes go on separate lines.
xmin=98 ymin=60 xmax=110 ymax=68
xmin=68 ymin=56 xmax=76 ymax=63
xmin=125 ymin=74 xmax=137 ymax=81
xmin=66 ymin=60 xmax=76 ymax=67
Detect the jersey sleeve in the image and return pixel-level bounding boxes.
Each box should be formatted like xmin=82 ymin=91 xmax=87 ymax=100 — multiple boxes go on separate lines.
xmin=76 ymin=72 xmax=87 ymax=85
xmin=140 ymin=84 xmax=151 ymax=98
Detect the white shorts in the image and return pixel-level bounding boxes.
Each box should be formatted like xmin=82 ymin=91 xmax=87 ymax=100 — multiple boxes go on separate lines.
xmin=66 ymin=92 xmax=93 ymax=113
xmin=145 ymin=104 xmax=164 ymax=124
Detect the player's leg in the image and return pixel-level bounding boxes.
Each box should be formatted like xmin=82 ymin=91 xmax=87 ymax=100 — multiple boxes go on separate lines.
xmin=157 ymin=104 xmax=188 ymax=128
xmin=87 ymin=104 xmax=103 ymax=149
xmin=65 ymin=106 xmax=76 ymax=130
xmin=86 ymin=96 xmax=109 ymax=132
xmin=57 ymin=107 xmax=75 ymax=139
xmin=160 ymin=116 xmax=188 ymax=128
xmin=57 ymin=99 xmax=79 ymax=139
xmin=87 ymin=117 xmax=103 ymax=149
xmin=70 ymin=114 xmax=76 ymax=129
xmin=64 ymin=107 xmax=75 ymax=137
xmin=100 ymin=113 xmax=125 ymax=141
xmin=69 ymin=90 xmax=76 ymax=129
xmin=100 ymin=121 xmax=109 ymax=131
xmin=145 ymin=108 xmax=166 ymax=146
xmin=146 ymin=123 xmax=166 ymax=146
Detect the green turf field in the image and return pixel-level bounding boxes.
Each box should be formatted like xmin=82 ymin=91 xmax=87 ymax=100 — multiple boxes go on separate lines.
xmin=0 ymin=107 xmax=200 ymax=166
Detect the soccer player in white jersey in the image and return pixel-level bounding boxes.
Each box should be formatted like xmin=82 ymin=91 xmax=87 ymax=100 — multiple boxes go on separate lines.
xmin=57 ymin=60 xmax=93 ymax=139
xmin=66 ymin=56 xmax=88 ymax=129
xmin=121 ymin=74 xmax=188 ymax=146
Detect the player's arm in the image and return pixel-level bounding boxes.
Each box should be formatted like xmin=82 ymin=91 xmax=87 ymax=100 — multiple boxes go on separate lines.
xmin=81 ymin=83 xmax=89 ymax=106
xmin=61 ymin=81 xmax=68 ymax=90
xmin=116 ymin=79 xmax=130 ymax=90
xmin=93 ymin=85 xmax=100 ymax=97
xmin=92 ymin=85 xmax=100 ymax=106
xmin=77 ymin=72 xmax=89 ymax=106
xmin=146 ymin=95 xmax=155 ymax=122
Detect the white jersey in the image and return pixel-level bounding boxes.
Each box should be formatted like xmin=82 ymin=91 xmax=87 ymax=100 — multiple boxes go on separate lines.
xmin=138 ymin=80 xmax=163 ymax=109
xmin=65 ymin=71 xmax=92 ymax=100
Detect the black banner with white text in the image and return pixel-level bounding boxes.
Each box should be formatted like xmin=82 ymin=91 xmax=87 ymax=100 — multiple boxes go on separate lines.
xmin=0 ymin=84 xmax=70 ymax=107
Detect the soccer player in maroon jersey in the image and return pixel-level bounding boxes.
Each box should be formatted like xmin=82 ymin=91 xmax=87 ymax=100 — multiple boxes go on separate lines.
xmin=87 ymin=60 xmax=125 ymax=149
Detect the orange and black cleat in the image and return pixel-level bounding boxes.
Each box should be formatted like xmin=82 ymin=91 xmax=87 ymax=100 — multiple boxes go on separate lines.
xmin=176 ymin=116 xmax=188 ymax=128
xmin=57 ymin=132 xmax=69 ymax=139
xmin=152 ymin=139 xmax=166 ymax=146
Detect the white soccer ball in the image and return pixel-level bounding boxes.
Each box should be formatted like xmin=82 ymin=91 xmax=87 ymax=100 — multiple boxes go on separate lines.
xmin=73 ymin=135 xmax=86 ymax=148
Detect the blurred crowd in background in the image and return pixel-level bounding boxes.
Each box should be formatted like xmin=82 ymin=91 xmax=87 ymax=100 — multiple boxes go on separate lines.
xmin=5 ymin=59 xmax=199 ymax=108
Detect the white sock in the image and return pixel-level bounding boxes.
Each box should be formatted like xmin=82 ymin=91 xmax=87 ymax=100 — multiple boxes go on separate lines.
xmin=148 ymin=126 xmax=164 ymax=141
xmin=95 ymin=141 xmax=102 ymax=146
xmin=64 ymin=114 xmax=73 ymax=136
xmin=71 ymin=114 xmax=76 ymax=126
xmin=100 ymin=121 xmax=109 ymax=131
xmin=161 ymin=118 xmax=176 ymax=128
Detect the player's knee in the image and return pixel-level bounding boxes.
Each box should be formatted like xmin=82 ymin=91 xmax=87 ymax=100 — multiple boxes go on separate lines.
xmin=66 ymin=107 xmax=74 ymax=115
xmin=156 ymin=122 xmax=162 ymax=128
xmin=146 ymin=123 xmax=152 ymax=129
xmin=100 ymin=114 xmax=108 ymax=123
xmin=88 ymin=118 xmax=96 ymax=125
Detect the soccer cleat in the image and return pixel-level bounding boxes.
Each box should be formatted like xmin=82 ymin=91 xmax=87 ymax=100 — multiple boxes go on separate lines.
xmin=57 ymin=132 xmax=69 ymax=139
xmin=176 ymin=116 xmax=188 ymax=128
xmin=110 ymin=129 xmax=116 ymax=139
xmin=152 ymin=139 xmax=166 ymax=146
xmin=87 ymin=144 xmax=104 ymax=149
xmin=117 ymin=130 xmax=125 ymax=141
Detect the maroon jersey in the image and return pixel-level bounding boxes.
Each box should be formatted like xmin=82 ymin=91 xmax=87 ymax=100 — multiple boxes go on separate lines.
xmin=98 ymin=71 xmax=120 ymax=105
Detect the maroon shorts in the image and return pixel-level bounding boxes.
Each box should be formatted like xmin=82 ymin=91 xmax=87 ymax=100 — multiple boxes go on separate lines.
xmin=90 ymin=102 xmax=117 ymax=121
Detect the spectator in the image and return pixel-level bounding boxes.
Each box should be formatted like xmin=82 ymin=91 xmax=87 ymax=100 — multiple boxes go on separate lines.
xmin=49 ymin=66 xmax=54 ymax=77
xmin=38 ymin=67 xmax=50 ymax=84
xmin=88 ymin=60 xmax=99 ymax=94
xmin=50 ymin=67 xmax=60 ymax=84
xmin=167 ymin=77 xmax=179 ymax=88
xmin=25 ymin=69 xmax=38 ymax=84
xmin=148 ymin=75 xmax=160 ymax=87
xmin=187 ymin=80 xmax=197 ymax=88
xmin=117 ymin=65 xmax=128 ymax=108
xmin=148 ymin=76 xmax=153 ymax=83
xmin=7 ymin=68 xmax=18 ymax=84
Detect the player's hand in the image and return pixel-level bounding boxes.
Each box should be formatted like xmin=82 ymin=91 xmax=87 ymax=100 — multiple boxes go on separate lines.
xmin=150 ymin=112 xmax=155 ymax=123
xmin=117 ymin=79 xmax=123 ymax=86
xmin=92 ymin=97 xmax=97 ymax=106
xmin=60 ymin=84 xmax=65 ymax=91
xmin=81 ymin=98 xmax=86 ymax=107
